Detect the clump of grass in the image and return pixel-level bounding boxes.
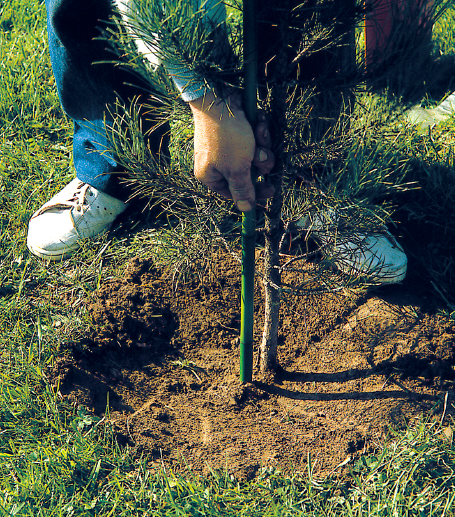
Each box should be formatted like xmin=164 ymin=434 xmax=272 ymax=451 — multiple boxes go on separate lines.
xmin=390 ymin=119 xmax=455 ymax=308
xmin=432 ymin=4 xmax=455 ymax=57
xmin=170 ymin=358 xmax=207 ymax=381
xmin=345 ymin=419 xmax=455 ymax=516
xmin=0 ymin=400 xmax=453 ymax=516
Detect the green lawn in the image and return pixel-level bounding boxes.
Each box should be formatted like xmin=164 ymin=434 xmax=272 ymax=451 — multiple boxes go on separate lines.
xmin=1 ymin=0 xmax=455 ymax=514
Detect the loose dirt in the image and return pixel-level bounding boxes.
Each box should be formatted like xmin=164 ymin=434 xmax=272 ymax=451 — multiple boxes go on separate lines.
xmin=48 ymin=252 xmax=455 ymax=480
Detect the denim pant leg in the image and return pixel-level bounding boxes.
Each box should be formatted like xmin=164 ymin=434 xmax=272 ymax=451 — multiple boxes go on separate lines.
xmin=45 ymin=0 xmax=150 ymax=200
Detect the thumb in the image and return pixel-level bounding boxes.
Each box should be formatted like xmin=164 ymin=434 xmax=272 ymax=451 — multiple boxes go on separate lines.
xmin=228 ymin=166 xmax=256 ymax=212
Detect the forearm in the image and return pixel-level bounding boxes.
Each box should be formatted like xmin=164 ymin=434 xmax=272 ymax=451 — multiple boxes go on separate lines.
xmin=167 ymin=0 xmax=226 ymax=101
xmin=113 ymin=0 xmax=227 ymax=101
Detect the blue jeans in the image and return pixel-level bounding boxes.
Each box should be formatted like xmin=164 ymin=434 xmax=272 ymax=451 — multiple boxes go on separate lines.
xmin=45 ymin=0 xmax=164 ymax=200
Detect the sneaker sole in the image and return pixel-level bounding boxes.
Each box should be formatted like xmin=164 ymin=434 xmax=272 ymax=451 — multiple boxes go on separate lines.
xmin=27 ymin=242 xmax=80 ymax=261
xmin=304 ymin=229 xmax=407 ymax=285
xmin=336 ymin=260 xmax=407 ymax=285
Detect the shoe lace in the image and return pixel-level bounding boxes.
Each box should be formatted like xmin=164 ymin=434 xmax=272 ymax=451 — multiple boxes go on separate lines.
xmin=65 ymin=183 xmax=94 ymax=215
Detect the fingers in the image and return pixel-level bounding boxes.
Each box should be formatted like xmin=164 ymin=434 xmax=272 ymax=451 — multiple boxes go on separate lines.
xmin=196 ymin=174 xmax=231 ymax=199
xmin=254 ymin=114 xmax=274 ymax=176
xmin=253 ymin=114 xmax=274 ymax=199
xmin=192 ymin=108 xmax=274 ymax=212
xmin=256 ymin=111 xmax=272 ymax=147
xmin=196 ymin=166 xmax=274 ymax=210
xmin=194 ymin=161 xmax=255 ymax=210
xmin=255 ymin=120 xmax=272 ymax=149
xmin=253 ymin=146 xmax=275 ymax=177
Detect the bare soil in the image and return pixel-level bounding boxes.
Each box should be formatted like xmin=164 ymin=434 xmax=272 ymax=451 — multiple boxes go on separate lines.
xmin=48 ymin=252 xmax=455 ymax=480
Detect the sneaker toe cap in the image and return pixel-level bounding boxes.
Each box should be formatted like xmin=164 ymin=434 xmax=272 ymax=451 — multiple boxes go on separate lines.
xmin=27 ymin=211 xmax=81 ymax=259
xmin=335 ymin=234 xmax=407 ymax=284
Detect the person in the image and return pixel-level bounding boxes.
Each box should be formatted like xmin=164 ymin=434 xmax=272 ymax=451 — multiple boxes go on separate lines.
xmin=27 ymin=0 xmax=407 ymax=285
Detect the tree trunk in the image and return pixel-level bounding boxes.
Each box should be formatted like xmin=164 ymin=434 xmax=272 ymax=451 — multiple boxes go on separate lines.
xmin=260 ymin=187 xmax=283 ymax=372
xmin=259 ymin=3 xmax=290 ymax=373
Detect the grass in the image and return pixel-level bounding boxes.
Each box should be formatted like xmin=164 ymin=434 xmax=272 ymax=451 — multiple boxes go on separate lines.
xmin=433 ymin=3 xmax=455 ymax=56
xmin=1 ymin=0 xmax=455 ymax=514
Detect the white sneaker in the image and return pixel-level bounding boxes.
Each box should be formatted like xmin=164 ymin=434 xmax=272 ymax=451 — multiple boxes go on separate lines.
xmin=407 ymin=91 xmax=455 ymax=128
xmin=27 ymin=179 xmax=128 ymax=260
xmin=297 ymin=212 xmax=407 ymax=285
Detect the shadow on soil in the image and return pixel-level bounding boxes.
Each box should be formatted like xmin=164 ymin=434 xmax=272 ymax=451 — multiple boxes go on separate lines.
xmin=46 ymin=250 xmax=455 ymax=480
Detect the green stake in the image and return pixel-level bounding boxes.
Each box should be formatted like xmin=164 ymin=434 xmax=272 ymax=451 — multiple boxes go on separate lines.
xmin=240 ymin=205 xmax=255 ymax=382
xmin=240 ymin=0 xmax=257 ymax=383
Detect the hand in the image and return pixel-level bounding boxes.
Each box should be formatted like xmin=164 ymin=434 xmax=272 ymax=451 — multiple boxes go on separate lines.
xmin=189 ymin=91 xmax=274 ymax=212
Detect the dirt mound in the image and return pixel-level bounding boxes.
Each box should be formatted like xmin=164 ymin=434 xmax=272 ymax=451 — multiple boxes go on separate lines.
xmin=48 ymin=255 xmax=455 ymax=480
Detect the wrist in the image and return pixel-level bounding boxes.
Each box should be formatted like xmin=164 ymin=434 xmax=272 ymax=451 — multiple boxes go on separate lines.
xmin=189 ymin=89 xmax=244 ymax=116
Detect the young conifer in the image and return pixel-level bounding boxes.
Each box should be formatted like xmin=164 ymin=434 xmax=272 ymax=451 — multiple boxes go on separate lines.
xmin=104 ymin=0 xmax=448 ymax=375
